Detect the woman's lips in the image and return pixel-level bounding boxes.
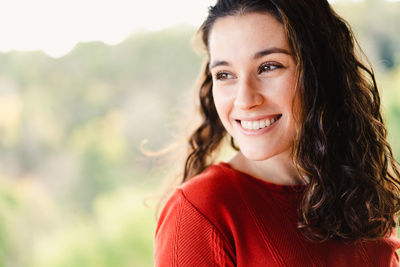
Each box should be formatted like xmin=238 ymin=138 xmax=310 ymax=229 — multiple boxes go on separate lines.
xmin=236 ymin=114 xmax=282 ymax=135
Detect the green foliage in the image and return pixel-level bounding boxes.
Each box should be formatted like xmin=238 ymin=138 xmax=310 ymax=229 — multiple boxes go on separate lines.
xmin=380 ymin=66 xmax=400 ymax=160
xmin=31 ymin=188 xmax=155 ymax=267
xmin=0 ymin=26 xmax=202 ymax=267
xmin=0 ymin=185 xmax=19 ymax=267
xmin=334 ymin=1 xmax=400 ymax=70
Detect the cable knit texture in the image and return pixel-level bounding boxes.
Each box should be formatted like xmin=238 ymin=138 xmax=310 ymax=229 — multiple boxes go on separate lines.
xmin=154 ymin=163 xmax=400 ymax=266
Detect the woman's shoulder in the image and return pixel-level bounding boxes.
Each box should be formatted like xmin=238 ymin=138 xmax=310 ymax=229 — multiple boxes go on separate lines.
xmin=156 ymin=162 xmax=242 ymax=249
xmin=160 ymin=162 xmax=242 ymax=223
xmin=155 ymin=163 xmax=239 ymax=265
xmin=177 ymin=162 xmax=239 ymax=206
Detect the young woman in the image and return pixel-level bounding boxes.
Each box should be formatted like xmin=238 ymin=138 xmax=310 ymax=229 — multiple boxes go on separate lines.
xmin=154 ymin=0 xmax=400 ymax=266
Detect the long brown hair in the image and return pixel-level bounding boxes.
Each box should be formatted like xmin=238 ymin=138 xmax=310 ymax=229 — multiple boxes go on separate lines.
xmin=172 ymin=0 xmax=400 ymax=241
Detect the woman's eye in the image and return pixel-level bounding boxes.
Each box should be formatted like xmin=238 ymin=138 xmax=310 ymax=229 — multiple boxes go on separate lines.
xmin=258 ymin=63 xmax=282 ymax=74
xmin=215 ymin=72 xmax=233 ymax=80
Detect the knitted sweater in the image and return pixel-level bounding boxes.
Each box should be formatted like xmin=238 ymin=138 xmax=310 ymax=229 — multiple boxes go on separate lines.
xmin=154 ymin=162 xmax=400 ymax=266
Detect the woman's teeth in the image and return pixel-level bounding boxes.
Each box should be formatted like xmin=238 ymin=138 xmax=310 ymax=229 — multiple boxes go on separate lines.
xmin=240 ymin=116 xmax=280 ymax=130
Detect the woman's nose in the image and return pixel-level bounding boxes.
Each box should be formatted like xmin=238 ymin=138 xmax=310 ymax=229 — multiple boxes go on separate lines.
xmin=233 ymin=77 xmax=264 ymax=110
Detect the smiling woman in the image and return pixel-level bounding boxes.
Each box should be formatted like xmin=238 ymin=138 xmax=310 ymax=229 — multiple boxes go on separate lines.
xmin=209 ymin=13 xmax=300 ymax=176
xmin=154 ymin=0 xmax=400 ymax=266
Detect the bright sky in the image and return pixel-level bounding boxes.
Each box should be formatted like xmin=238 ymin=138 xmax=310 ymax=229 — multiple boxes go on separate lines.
xmin=0 ymin=0 xmax=216 ymax=58
xmin=0 ymin=0 xmax=397 ymax=58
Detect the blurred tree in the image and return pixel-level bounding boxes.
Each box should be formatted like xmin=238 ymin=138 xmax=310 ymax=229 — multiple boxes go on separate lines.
xmin=334 ymin=1 xmax=400 ymax=70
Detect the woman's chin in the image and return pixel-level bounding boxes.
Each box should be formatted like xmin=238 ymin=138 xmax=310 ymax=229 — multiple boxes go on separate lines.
xmin=240 ymin=149 xmax=272 ymax=162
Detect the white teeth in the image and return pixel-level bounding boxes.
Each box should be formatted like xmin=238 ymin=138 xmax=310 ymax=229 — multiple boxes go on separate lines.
xmin=241 ymin=120 xmax=251 ymax=130
xmin=240 ymin=116 xmax=280 ymax=130
xmin=252 ymin=121 xmax=259 ymax=130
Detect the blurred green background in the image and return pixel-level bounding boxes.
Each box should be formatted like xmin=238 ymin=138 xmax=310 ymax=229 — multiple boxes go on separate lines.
xmin=0 ymin=1 xmax=399 ymax=266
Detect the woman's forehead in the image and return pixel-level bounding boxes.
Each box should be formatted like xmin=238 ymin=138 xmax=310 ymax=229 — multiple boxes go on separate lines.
xmin=208 ymin=13 xmax=290 ymax=61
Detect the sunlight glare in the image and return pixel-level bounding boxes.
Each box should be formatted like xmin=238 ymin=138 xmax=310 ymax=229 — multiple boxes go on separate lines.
xmin=0 ymin=0 xmax=216 ymax=58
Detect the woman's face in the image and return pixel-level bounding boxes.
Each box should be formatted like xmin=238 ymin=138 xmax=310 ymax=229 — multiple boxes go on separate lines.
xmin=209 ymin=12 xmax=300 ymax=161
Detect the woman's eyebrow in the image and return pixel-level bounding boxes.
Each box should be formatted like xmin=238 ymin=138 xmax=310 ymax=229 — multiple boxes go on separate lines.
xmin=210 ymin=60 xmax=230 ymax=70
xmin=210 ymin=47 xmax=291 ymax=70
xmin=253 ymin=47 xmax=291 ymax=59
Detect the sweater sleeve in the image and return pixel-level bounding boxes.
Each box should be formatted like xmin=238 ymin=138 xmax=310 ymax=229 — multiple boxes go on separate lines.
xmin=154 ymin=188 xmax=236 ymax=267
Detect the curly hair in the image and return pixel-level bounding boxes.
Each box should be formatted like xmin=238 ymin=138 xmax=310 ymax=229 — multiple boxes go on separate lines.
xmin=179 ymin=0 xmax=400 ymax=241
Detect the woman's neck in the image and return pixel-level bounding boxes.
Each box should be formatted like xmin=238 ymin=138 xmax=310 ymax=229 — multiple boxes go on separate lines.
xmin=229 ymin=151 xmax=307 ymax=186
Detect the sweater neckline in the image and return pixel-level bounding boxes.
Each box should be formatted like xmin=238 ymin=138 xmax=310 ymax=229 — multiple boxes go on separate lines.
xmin=217 ymin=162 xmax=307 ymax=193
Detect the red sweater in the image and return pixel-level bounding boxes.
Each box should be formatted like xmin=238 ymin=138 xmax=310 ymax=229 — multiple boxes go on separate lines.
xmin=154 ymin=162 xmax=400 ymax=266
